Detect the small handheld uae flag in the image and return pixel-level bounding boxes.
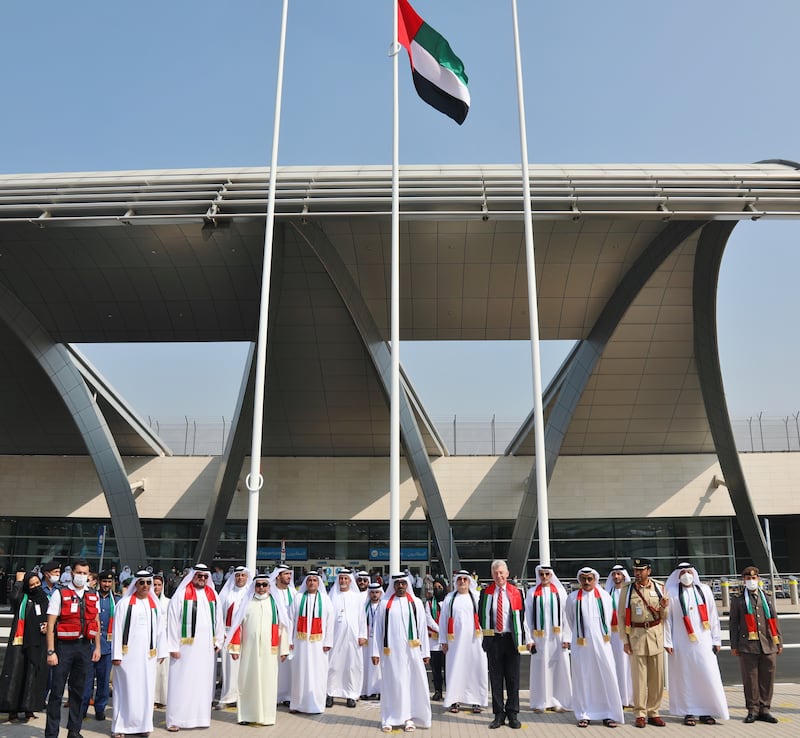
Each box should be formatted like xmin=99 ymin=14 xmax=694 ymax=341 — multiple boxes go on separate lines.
xmin=398 ymin=0 xmax=470 ymax=124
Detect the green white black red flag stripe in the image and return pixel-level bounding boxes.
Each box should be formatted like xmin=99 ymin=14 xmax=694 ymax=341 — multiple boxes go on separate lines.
xmin=397 ymin=0 xmax=470 ymax=124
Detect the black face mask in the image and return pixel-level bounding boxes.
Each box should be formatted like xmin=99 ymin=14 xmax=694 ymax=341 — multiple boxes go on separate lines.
xmin=433 ymin=588 xmax=445 ymax=602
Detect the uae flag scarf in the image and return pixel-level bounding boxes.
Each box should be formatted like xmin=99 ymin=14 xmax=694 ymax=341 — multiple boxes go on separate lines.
xmin=745 ymin=588 xmax=780 ymax=644
xmin=398 ymin=0 xmax=470 ymax=124
xmin=181 ymin=583 xmax=217 ymax=644
xmin=445 ymin=592 xmax=481 ymax=641
xmin=532 ymin=583 xmax=562 ymax=637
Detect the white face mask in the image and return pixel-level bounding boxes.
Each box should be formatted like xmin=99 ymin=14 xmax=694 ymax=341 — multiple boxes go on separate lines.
xmin=745 ymin=579 xmax=759 ymax=591
xmin=679 ymin=572 xmax=694 ymax=586
xmin=72 ymin=573 xmax=88 ymax=589
xmin=49 ymin=574 xmax=60 ymax=585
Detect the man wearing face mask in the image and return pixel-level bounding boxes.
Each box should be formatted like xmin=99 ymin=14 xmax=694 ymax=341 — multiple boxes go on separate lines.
xmin=44 ymin=558 xmax=102 ymax=738
xmin=425 ymin=578 xmax=447 ymax=701
xmin=729 ymin=566 xmax=783 ymax=724
xmin=41 ymin=560 xmax=62 ymax=600
xmin=81 ymin=570 xmax=118 ymax=721
xmin=618 ymin=558 xmax=668 ymax=728
xmin=663 ymin=563 xmax=728 ymax=725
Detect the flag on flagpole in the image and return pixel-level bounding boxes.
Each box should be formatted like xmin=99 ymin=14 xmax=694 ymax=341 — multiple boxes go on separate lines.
xmin=397 ymin=0 xmax=470 ymax=124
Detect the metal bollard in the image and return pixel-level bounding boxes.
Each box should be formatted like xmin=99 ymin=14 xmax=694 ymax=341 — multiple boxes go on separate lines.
xmin=790 ymin=578 xmax=798 ymax=606
xmin=721 ymin=578 xmax=730 ymax=609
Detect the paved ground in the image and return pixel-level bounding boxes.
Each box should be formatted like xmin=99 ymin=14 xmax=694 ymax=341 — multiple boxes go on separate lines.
xmin=2 ymin=683 xmax=798 ymax=738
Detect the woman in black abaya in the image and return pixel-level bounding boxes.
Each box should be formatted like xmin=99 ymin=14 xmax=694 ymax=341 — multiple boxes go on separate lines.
xmin=0 ymin=570 xmax=49 ymax=722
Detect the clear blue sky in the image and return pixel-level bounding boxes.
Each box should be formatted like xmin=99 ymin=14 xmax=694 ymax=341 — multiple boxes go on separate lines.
xmin=2 ymin=1 xmax=799 ymax=424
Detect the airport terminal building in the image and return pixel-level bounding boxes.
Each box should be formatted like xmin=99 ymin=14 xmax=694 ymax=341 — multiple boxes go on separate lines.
xmin=1 ymin=162 xmax=799 ymax=580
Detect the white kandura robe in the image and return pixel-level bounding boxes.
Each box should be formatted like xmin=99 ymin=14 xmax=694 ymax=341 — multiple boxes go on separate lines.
xmin=373 ymin=594 xmax=431 ymax=728
xmin=219 ymin=585 xmax=248 ymax=704
xmin=165 ymin=586 xmax=223 ymax=728
xmin=272 ymin=585 xmax=295 ymax=703
xmin=111 ymin=595 xmax=162 ymax=735
xmin=565 ymin=588 xmax=624 ymax=724
xmin=525 ymin=584 xmax=572 ymax=710
xmin=439 ymin=592 xmax=488 ymax=708
xmin=606 ymin=586 xmax=633 ymax=706
xmin=362 ymin=599 xmax=383 ymax=696
xmin=154 ymin=594 xmax=170 ymax=705
xmin=289 ymin=592 xmax=334 ymax=713
xmin=236 ymin=596 xmax=291 ymax=725
xmin=664 ymin=584 xmax=729 ymax=719
xmin=328 ymin=590 xmax=367 ymax=699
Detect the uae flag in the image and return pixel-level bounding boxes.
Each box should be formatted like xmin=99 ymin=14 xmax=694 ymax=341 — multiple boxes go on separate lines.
xmin=398 ymin=0 xmax=470 ymax=125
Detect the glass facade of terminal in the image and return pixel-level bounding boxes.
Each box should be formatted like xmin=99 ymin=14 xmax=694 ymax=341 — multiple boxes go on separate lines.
xmin=1 ymin=515 xmax=795 ymax=581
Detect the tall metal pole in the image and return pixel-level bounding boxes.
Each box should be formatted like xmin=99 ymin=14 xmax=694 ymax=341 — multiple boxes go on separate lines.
xmin=389 ymin=0 xmax=401 ymax=576
xmin=511 ymin=0 xmax=550 ymax=566
xmin=244 ymin=0 xmax=290 ymax=573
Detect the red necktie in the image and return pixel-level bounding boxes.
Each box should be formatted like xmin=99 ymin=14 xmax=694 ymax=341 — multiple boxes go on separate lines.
xmin=496 ymin=588 xmax=504 ymax=632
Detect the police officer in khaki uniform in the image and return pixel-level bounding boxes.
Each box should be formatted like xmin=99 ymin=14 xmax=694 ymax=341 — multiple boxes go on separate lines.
xmin=618 ymin=558 xmax=668 ymax=728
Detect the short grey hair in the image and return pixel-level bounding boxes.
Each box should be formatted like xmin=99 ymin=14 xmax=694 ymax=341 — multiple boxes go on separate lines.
xmin=491 ymin=559 xmax=508 ymax=573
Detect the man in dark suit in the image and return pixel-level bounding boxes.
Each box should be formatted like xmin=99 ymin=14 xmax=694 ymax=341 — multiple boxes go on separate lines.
xmin=729 ymin=566 xmax=782 ymax=723
xmin=478 ymin=559 xmax=529 ymax=729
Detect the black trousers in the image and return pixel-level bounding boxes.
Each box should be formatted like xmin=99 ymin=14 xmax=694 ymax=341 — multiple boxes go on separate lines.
xmin=45 ymin=639 xmax=92 ymax=738
xmin=430 ymin=650 xmax=445 ymax=692
xmin=484 ymin=633 xmax=520 ymax=718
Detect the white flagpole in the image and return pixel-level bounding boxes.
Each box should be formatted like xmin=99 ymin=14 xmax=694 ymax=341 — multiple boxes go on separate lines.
xmin=389 ymin=0 xmax=401 ymax=576
xmin=511 ymin=0 xmax=550 ymax=567
xmin=245 ymin=0 xmax=290 ymax=573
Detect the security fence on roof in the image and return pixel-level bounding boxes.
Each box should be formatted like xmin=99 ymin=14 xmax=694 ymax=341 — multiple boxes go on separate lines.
xmin=147 ymin=413 xmax=800 ymax=456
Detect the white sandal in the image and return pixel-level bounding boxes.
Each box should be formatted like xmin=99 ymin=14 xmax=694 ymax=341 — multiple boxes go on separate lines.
xmin=404 ymin=720 xmax=416 ymax=732
xmin=382 ymin=725 xmax=393 ymax=733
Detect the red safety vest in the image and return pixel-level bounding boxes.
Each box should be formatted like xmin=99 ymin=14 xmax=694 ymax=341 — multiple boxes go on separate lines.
xmin=56 ymin=589 xmax=100 ymax=641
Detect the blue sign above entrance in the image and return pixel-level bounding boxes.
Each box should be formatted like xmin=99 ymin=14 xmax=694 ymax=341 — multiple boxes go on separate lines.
xmin=257 ymin=546 xmax=307 ymax=561
xmin=369 ymin=546 xmax=428 ymax=561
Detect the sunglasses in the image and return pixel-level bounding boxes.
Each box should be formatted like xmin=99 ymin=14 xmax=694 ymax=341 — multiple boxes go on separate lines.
xmin=137 ymin=579 xmax=153 ymax=586
xmin=194 ymin=573 xmax=209 ymax=579
xmin=255 ymin=582 xmax=270 ymax=588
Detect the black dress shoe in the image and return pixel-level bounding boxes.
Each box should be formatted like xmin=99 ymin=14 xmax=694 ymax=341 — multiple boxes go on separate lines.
xmin=346 ymin=698 xmax=356 ymax=708
xmin=67 ymin=732 xmax=84 ymax=738
xmin=95 ymin=711 xmax=106 ymax=720
xmin=432 ymin=690 xmax=443 ymax=701
xmin=758 ymin=711 xmax=778 ymax=724
xmin=743 ymin=711 xmax=757 ymax=724
xmin=325 ymin=695 xmax=334 ymax=708
xmin=489 ymin=715 xmax=505 ymax=729
xmin=508 ymin=715 xmax=522 ymax=729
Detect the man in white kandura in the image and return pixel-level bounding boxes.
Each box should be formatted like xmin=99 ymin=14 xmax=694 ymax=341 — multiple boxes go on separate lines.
xmin=165 ymin=563 xmax=224 ymax=732
xmin=111 ymin=570 xmax=164 ymax=738
xmin=372 ymin=573 xmax=431 ymax=733
xmin=565 ymin=567 xmax=624 ymax=729
xmin=326 ymin=569 xmax=367 ymax=708
xmin=604 ymin=564 xmax=633 ymax=708
xmin=289 ymin=571 xmax=334 ymax=714
xmin=226 ymin=573 xmax=290 ymax=726
xmin=217 ymin=565 xmax=250 ymax=709
xmin=269 ymin=564 xmax=296 ymax=706
xmin=361 ymin=582 xmax=383 ymax=700
xmin=664 ymin=562 xmax=729 ymax=725
xmin=152 ymin=574 xmax=170 ymax=708
xmin=525 ymin=565 xmax=571 ymax=713
xmin=439 ymin=570 xmax=488 ymax=714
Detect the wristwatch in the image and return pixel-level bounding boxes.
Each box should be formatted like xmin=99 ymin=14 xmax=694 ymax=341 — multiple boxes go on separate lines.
xmin=47 ymin=649 xmax=56 ymax=655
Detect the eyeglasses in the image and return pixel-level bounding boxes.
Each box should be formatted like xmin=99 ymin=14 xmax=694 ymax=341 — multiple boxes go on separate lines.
xmin=137 ymin=580 xmax=153 ymax=586
xmin=255 ymin=582 xmax=270 ymax=588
